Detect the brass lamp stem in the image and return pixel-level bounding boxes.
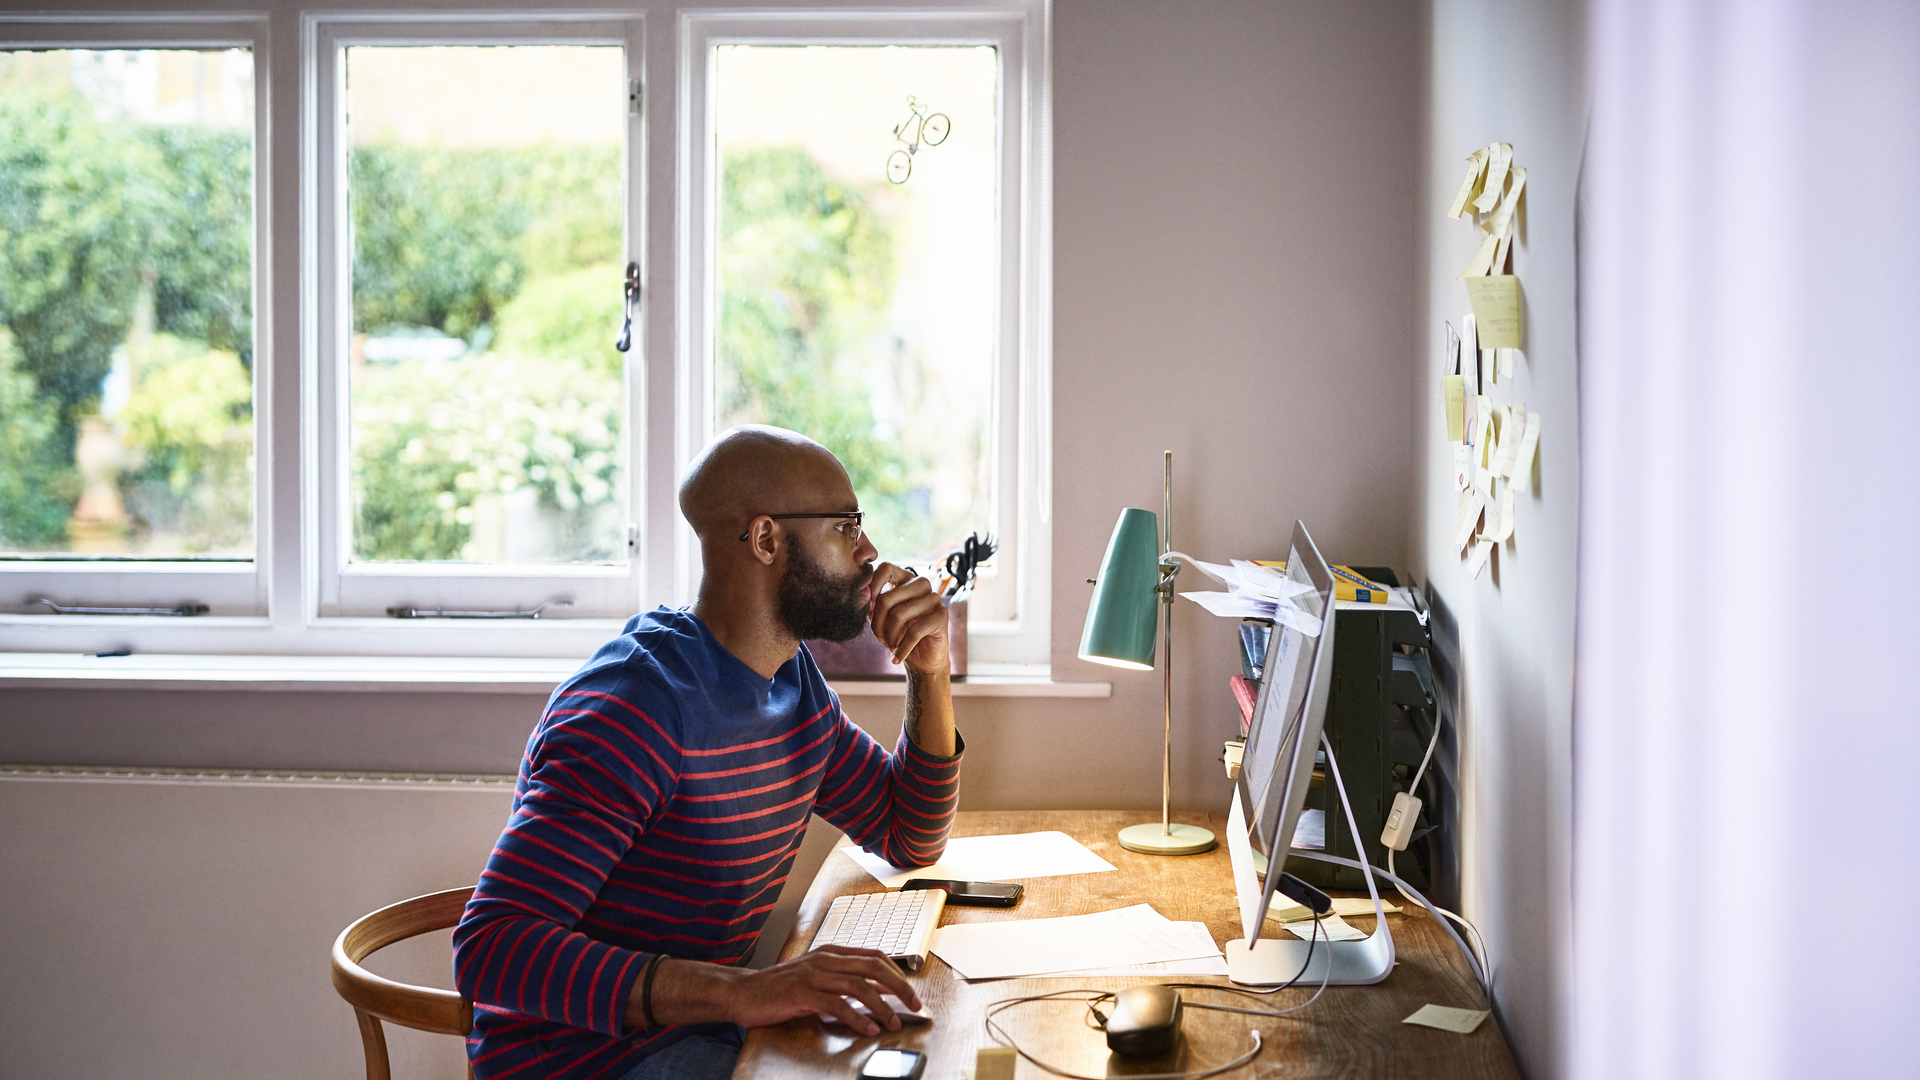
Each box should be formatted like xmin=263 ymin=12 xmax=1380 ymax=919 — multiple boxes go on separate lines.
xmin=1161 ymin=450 xmax=1174 ymax=838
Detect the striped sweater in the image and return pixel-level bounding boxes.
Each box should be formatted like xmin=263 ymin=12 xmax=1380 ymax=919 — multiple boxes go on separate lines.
xmin=452 ymin=607 xmax=961 ymax=1080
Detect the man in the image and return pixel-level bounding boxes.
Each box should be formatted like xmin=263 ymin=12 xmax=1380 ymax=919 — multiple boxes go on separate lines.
xmin=453 ymin=426 xmax=961 ymax=1080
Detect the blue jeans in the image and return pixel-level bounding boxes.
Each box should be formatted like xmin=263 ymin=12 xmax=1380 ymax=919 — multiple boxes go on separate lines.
xmin=617 ymin=1030 xmax=743 ymax=1080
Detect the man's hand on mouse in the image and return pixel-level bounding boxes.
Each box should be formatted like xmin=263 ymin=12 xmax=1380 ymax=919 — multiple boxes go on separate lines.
xmin=867 ymin=562 xmax=949 ymax=675
xmin=641 ymin=946 xmax=921 ymax=1036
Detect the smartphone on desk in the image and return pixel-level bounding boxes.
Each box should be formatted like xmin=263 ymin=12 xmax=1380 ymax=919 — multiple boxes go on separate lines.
xmin=901 ymin=878 xmax=1023 ymax=907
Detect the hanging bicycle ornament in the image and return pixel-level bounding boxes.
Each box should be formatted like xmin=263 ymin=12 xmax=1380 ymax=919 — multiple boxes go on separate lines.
xmin=885 ymin=95 xmax=950 ymax=184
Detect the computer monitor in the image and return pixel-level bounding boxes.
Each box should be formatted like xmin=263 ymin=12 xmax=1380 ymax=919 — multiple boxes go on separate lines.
xmin=1223 ymin=520 xmax=1395 ymax=986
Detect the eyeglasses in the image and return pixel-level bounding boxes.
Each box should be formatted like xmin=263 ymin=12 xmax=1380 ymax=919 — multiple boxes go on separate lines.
xmin=739 ymin=511 xmax=865 ymax=544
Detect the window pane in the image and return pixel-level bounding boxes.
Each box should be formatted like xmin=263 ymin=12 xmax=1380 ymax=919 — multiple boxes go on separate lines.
xmin=714 ymin=46 xmax=998 ymax=565
xmin=345 ymin=46 xmax=626 ymax=565
xmin=0 ymin=49 xmax=255 ymax=558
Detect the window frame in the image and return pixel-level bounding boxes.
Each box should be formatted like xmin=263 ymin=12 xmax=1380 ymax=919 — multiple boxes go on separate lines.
xmin=0 ymin=2 xmax=1049 ymax=665
xmin=310 ymin=16 xmax=647 ymax=623
xmin=681 ymin=7 xmax=1052 ymax=666
xmin=0 ymin=16 xmax=273 ymax=621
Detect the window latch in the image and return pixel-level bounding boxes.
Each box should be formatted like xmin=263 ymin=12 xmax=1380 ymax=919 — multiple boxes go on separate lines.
xmin=34 ymin=598 xmax=208 ymax=617
xmin=385 ymin=600 xmax=572 ymax=620
xmin=615 ymin=261 xmax=640 ymax=352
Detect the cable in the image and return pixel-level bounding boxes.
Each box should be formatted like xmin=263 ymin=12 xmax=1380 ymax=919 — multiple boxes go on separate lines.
xmin=981 ymin=916 xmax=1329 ymax=1080
xmin=983 ymin=991 xmax=1262 ymax=1080
xmin=1387 ymin=711 xmax=1492 ymax=985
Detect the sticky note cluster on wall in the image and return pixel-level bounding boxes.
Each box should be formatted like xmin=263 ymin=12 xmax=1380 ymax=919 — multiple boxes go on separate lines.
xmin=1449 ymin=143 xmax=1526 ymax=350
xmin=1443 ymin=141 xmax=1541 ymax=580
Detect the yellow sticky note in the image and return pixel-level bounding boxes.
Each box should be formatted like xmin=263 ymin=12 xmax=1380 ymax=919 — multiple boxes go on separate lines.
xmin=1512 ymin=412 xmax=1543 ymax=494
xmin=1443 ymin=375 xmax=1465 ymax=442
xmin=1404 ymin=1003 xmax=1492 ymax=1034
xmin=1464 ymin=275 xmax=1522 ymax=348
xmin=1452 ymin=490 xmax=1485 ymax=554
xmin=1466 ymin=537 xmax=1493 ymax=578
xmin=1494 ymin=487 xmax=1515 ymax=542
xmin=1446 ymin=147 xmax=1490 ymax=219
xmin=1472 ymin=142 xmax=1512 ymax=214
xmin=970 ymin=1047 xmax=1017 ymax=1080
xmin=1457 ymin=234 xmax=1499 ymax=280
xmin=1488 ymin=165 xmax=1528 ymax=241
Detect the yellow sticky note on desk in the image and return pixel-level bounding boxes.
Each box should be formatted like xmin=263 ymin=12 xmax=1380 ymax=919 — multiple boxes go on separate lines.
xmin=1442 ymin=375 xmax=1465 ymax=442
xmin=1404 ymin=1003 xmax=1492 ymax=1034
xmin=1464 ymin=275 xmax=1523 ymax=348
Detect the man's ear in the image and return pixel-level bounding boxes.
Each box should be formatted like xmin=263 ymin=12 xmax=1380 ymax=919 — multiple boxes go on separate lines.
xmin=744 ymin=517 xmax=781 ymax=567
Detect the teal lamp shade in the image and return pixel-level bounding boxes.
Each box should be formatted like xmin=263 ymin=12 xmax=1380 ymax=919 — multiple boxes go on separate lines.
xmin=1078 ymin=507 xmax=1161 ymax=670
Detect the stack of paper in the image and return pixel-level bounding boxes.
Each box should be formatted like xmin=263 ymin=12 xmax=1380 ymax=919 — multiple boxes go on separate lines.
xmin=1178 ymin=559 xmax=1322 ymax=635
xmin=930 ymin=904 xmax=1226 ymax=981
xmin=839 ymin=830 xmax=1117 ymax=888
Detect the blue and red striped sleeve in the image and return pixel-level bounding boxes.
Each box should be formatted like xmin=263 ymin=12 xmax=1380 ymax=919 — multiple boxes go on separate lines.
xmin=812 ymin=700 xmax=962 ymax=868
xmin=452 ymin=685 xmax=683 ymax=1038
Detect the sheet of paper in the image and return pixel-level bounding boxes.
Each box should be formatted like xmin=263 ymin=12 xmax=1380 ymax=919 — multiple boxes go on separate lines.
xmin=1187 ymin=559 xmax=1234 ymax=586
xmin=1180 ymin=590 xmax=1275 ymax=620
xmin=1467 ymin=537 xmax=1493 ymax=578
xmin=973 ymin=921 xmax=1226 ymax=980
xmin=1472 ymin=142 xmax=1513 ymax=214
xmin=1512 ymin=412 xmax=1542 ymax=493
xmin=1498 ymin=347 xmax=1516 ymax=379
xmin=840 ymin=831 xmax=1116 ymax=889
xmin=1442 ymin=374 xmax=1465 ymax=442
xmin=1463 ymin=275 xmax=1522 ymax=349
xmin=1452 ymin=490 xmax=1485 ymax=554
xmin=1279 ymin=913 xmax=1367 ymax=942
xmin=1268 ymin=596 xmax=1324 ymax=638
xmin=1476 ymin=490 xmax=1502 ymax=542
xmin=1493 ymin=487 xmax=1516 ymax=543
xmin=1457 ymin=232 xmax=1499 ymax=279
xmin=1446 ymin=147 xmax=1490 ymax=219
xmin=1266 ymin=895 xmax=1402 ymax=924
xmin=1493 ymin=233 xmax=1512 ymax=277
xmin=1452 ymin=443 xmax=1471 ymax=491
xmin=1488 ymin=165 xmax=1527 ymax=241
xmin=930 ymin=903 xmax=1218 ymax=980
xmin=1404 ymin=1004 xmax=1492 ymax=1034
xmin=1228 ymin=560 xmax=1316 ymax=602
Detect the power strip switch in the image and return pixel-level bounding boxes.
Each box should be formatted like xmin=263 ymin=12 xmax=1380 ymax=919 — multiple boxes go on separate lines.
xmin=1380 ymin=792 xmax=1422 ymax=852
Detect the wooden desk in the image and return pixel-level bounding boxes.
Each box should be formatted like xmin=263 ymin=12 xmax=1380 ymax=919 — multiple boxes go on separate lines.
xmin=736 ymin=810 xmax=1520 ymax=1080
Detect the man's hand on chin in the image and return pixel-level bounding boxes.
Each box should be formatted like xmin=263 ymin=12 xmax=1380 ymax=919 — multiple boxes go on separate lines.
xmin=867 ymin=562 xmax=949 ymax=676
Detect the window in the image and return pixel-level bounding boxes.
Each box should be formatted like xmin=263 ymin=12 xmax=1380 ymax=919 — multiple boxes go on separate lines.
xmin=0 ymin=4 xmax=1048 ymax=663
xmin=684 ymin=11 xmax=1051 ymax=665
xmin=0 ymin=19 xmax=266 ymax=617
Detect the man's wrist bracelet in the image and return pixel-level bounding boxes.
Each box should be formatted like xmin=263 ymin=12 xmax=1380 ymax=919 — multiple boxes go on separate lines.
xmin=640 ymin=953 xmax=668 ymax=1029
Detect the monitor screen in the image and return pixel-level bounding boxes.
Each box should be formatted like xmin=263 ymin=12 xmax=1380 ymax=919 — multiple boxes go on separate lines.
xmin=1234 ymin=520 xmax=1337 ymax=926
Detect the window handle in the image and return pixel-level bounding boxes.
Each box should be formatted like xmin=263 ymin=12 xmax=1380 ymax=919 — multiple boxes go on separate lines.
xmin=615 ymin=262 xmax=640 ymax=352
xmin=34 ymin=598 xmax=208 ymax=617
xmin=385 ymin=600 xmax=572 ymax=620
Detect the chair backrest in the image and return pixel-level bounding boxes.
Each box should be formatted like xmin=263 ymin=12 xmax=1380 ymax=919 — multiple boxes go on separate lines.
xmin=332 ymin=887 xmax=476 ymax=1080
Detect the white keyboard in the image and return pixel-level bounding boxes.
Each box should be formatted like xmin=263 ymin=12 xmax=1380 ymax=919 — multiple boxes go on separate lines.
xmin=808 ymin=888 xmax=947 ymax=971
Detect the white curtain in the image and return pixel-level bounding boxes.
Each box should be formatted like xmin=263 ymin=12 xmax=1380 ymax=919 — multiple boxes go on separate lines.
xmin=1577 ymin=1 xmax=1920 ymax=1077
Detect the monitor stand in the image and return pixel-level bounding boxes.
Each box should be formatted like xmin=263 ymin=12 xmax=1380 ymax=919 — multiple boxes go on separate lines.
xmin=1222 ymin=737 xmax=1396 ymax=986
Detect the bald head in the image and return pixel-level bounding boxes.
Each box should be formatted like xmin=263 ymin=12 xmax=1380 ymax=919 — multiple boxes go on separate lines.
xmin=679 ymin=426 xmax=853 ymax=549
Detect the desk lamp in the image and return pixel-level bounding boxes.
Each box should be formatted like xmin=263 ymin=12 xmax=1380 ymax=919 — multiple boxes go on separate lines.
xmin=1078 ymin=451 xmax=1217 ymax=856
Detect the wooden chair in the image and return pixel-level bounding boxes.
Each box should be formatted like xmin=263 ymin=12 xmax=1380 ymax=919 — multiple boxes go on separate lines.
xmin=332 ymin=887 xmax=476 ymax=1080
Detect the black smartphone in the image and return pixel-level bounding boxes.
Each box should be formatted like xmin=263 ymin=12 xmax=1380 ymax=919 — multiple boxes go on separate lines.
xmin=901 ymin=878 xmax=1023 ymax=907
xmin=858 ymin=1047 xmax=927 ymax=1080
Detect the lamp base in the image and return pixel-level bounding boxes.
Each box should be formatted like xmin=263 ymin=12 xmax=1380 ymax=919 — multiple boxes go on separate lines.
xmin=1118 ymin=822 xmax=1217 ymax=856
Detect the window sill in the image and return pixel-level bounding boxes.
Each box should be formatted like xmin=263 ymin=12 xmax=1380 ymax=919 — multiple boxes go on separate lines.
xmin=0 ymin=653 xmax=1110 ymax=698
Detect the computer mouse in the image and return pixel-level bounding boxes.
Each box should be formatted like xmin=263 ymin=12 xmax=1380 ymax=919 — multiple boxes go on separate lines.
xmin=1105 ymin=985 xmax=1182 ymax=1056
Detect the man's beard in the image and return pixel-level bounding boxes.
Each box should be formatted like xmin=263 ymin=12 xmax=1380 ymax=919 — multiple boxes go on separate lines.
xmin=778 ymin=532 xmax=872 ymax=643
